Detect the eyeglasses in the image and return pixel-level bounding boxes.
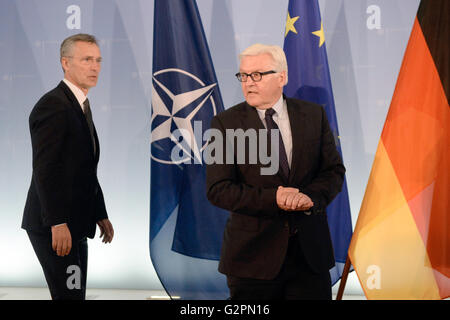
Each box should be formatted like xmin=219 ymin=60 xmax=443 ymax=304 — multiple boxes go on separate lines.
xmin=66 ymin=56 xmax=102 ymax=65
xmin=235 ymin=70 xmax=277 ymax=82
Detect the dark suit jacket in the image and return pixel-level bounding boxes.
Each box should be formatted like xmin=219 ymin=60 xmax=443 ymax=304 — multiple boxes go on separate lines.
xmin=22 ymin=81 xmax=108 ymax=241
xmin=206 ymin=96 xmax=345 ymax=280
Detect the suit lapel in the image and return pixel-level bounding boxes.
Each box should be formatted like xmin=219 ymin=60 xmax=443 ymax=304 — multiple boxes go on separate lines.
xmin=286 ymin=98 xmax=306 ymax=184
xmin=242 ymin=102 xmax=289 ymax=184
xmin=58 ymin=81 xmax=97 ymax=160
xmin=241 ymin=102 xmax=265 ymax=131
xmin=93 ymin=125 xmax=100 ymax=164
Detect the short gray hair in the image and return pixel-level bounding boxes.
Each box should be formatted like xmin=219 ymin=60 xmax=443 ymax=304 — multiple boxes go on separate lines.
xmin=239 ymin=43 xmax=288 ymax=84
xmin=60 ymin=33 xmax=98 ymax=59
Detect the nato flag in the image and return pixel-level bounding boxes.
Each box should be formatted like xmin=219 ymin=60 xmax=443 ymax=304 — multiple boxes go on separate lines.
xmin=283 ymin=0 xmax=353 ymax=285
xmin=150 ymin=0 xmax=229 ymax=299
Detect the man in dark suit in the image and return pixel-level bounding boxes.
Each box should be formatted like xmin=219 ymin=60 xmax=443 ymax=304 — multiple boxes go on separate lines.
xmin=22 ymin=33 xmax=114 ymax=300
xmin=206 ymin=44 xmax=345 ymax=299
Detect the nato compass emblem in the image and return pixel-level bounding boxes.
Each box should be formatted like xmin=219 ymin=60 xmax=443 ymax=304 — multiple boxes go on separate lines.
xmin=151 ymin=68 xmax=219 ymax=165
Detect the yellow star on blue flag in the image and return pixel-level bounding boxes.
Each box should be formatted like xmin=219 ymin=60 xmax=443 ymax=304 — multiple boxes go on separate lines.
xmin=285 ymin=11 xmax=300 ymax=37
xmin=312 ymin=21 xmax=325 ymax=47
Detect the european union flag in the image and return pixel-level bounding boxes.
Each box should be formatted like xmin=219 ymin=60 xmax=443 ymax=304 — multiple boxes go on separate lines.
xmin=283 ymin=0 xmax=353 ymax=285
xmin=150 ymin=0 xmax=229 ymax=299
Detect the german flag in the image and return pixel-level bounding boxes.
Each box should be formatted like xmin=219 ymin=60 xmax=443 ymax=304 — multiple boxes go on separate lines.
xmin=348 ymin=0 xmax=449 ymax=299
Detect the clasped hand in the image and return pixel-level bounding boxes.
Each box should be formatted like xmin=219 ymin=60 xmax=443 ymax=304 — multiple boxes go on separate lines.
xmin=276 ymin=186 xmax=314 ymax=211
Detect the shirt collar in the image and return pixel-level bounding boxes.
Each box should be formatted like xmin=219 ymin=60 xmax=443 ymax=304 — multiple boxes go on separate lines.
xmin=255 ymin=95 xmax=286 ymax=121
xmin=63 ymin=78 xmax=88 ymax=109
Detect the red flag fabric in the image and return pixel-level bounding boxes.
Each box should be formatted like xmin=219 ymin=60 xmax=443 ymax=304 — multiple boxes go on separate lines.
xmin=348 ymin=0 xmax=449 ymax=299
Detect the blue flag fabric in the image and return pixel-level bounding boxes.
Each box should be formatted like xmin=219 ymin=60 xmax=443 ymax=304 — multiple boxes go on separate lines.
xmin=150 ymin=0 xmax=229 ymax=299
xmin=283 ymin=0 xmax=353 ymax=285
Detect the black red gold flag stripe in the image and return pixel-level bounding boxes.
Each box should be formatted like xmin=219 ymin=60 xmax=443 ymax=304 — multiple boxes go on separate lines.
xmin=348 ymin=0 xmax=449 ymax=299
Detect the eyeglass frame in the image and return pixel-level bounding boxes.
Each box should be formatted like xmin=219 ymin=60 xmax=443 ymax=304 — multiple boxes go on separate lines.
xmin=235 ymin=70 xmax=277 ymax=82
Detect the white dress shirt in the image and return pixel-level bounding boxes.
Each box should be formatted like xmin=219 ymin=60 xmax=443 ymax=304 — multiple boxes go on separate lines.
xmin=255 ymin=95 xmax=293 ymax=168
xmin=63 ymin=78 xmax=88 ymax=112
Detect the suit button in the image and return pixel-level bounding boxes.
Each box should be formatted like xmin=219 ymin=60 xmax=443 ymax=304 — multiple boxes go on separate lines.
xmin=304 ymin=211 xmax=312 ymax=216
xmin=284 ymin=221 xmax=289 ymax=228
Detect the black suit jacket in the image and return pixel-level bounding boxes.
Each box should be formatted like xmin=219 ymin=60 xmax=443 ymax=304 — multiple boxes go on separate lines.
xmin=206 ymin=96 xmax=345 ymax=280
xmin=22 ymin=81 xmax=108 ymax=241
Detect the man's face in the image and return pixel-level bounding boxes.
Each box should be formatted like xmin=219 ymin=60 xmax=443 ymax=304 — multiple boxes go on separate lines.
xmin=239 ymin=53 xmax=286 ymax=109
xmin=61 ymin=41 xmax=101 ymax=95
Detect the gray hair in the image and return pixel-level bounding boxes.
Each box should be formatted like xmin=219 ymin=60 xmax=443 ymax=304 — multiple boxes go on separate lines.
xmin=60 ymin=33 xmax=98 ymax=59
xmin=239 ymin=43 xmax=288 ymax=85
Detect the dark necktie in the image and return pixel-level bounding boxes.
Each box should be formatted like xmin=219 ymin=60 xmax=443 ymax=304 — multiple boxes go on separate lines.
xmin=83 ymin=98 xmax=97 ymax=155
xmin=265 ymin=108 xmax=289 ymax=180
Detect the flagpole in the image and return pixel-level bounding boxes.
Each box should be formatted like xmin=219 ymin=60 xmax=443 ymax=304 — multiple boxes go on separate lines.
xmin=336 ymin=255 xmax=352 ymax=300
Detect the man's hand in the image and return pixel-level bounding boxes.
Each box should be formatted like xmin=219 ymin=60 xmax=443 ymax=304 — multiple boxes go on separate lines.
xmin=97 ymin=219 xmax=114 ymax=243
xmin=51 ymin=224 xmax=72 ymax=257
xmin=276 ymin=186 xmax=314 ymax=211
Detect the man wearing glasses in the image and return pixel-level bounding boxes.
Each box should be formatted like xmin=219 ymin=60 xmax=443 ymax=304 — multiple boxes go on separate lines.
xmin=206 ymin=43 xmax=345 ymax=299
xmin=22 ymin=33 xmax=114 ymax=300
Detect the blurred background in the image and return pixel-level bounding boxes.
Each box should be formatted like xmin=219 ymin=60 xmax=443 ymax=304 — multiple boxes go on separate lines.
xmin=0 ymin=0 xmax=420 ymax=295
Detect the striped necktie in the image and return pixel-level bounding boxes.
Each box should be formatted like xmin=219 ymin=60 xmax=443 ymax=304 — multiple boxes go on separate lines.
xmin=265 ymin=108 xmax=289 ymax=180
